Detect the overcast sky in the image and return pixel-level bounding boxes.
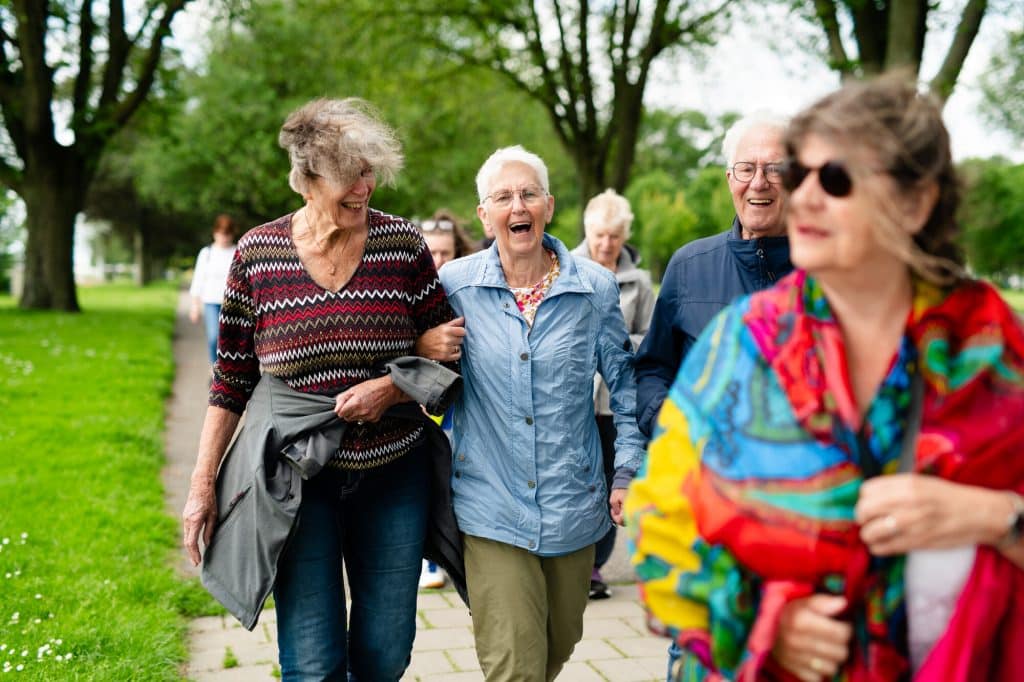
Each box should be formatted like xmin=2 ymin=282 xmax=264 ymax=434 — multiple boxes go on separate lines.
xmin=648 ymin=4 xmax=1021 ymax=162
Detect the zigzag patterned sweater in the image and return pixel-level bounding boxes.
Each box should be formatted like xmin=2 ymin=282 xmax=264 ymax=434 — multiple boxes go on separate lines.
xmin=210 ymin=209 xmax=456 ymax=470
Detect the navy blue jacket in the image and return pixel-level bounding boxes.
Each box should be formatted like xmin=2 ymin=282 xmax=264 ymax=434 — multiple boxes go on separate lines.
xmin=634 ymin=218 xmax=792 ymax=437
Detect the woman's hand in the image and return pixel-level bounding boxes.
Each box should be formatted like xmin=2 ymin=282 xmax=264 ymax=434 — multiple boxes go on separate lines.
xmin=771 ymin=594 xmax=851 ymax=681
xmin=609 ymin=488 xmax=627 ymax=526
xmin=182 ymin=476 xmax=218 ymax=567
xmin=415 ymin=317 xmax=466 ymax=362
xmin=182 ymin=406 xmax=240 ymax=566
xmin=855 ymin=474 xmax=1013 ymax=555
xmin=335 ymin=376 xmax=407 ymax=424
xmin=189 ymin=299 xmax=201 ymax=324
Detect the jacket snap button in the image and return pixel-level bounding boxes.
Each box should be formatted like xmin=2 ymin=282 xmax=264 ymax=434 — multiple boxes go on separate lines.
xmin=525 ymin=417 xmax=533 ymax=425
xmin=520 ymin=352 xmax=529 ymax=361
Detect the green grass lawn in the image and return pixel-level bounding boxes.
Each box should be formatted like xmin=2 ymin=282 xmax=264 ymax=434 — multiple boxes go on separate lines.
xmin=0 ymin=283 xmax=210 ymax=680
xmin=1002 ymin=288 xmax=1024 ymax=313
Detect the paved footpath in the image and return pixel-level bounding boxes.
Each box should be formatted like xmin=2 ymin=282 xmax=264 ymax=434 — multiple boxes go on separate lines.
xmin=163 ymin=290 xmax=669 ymax=681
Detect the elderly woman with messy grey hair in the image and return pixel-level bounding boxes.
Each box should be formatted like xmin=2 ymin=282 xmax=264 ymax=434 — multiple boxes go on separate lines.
xmin=182 ymin=97 xmax=461 ymax=680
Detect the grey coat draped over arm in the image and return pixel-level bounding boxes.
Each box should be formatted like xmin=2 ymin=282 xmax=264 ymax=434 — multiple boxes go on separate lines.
xmin=200 ymin=357 xmax=465 ymax=630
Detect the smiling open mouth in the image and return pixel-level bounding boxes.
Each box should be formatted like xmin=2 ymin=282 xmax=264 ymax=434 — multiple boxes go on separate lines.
xmin=341 ymin=202 xmax=365 ymax=210
xmin=509 ymin=221 xmax=531 ymax=234
xmin=748 ymin=199 xmax=773 ymax=206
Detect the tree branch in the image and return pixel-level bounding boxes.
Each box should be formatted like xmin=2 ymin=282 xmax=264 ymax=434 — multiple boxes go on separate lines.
xmin=99 ymin=0 xmax=129 ymax=110
xmin=11 ymin=0 xmax=55 ymax=138
xmin=0 ymin=155 xmax=23 ymax=194
xmin=848 ymin=0 xmax=888 ymax=75
xmin=811 ymin=0 xmax=851 ymax=74
xmin=73 ymin=0 xmax=96 ymax=120
xmin=111 ymin=0 xmax=190 ymax=130
xmin=884 ymin=0 xmax=925 ymax=74
xmin=578 ymin=0 xmax=597 ymax=146
xmin=929 ymin=0 xmax=987 ymax=103
xmin=551 ymin=0 xmax=581 ymax=133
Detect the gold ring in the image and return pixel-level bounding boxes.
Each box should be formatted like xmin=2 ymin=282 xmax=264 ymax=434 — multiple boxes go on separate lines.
xmin=810 ymin=657 xmax=826 ymax=673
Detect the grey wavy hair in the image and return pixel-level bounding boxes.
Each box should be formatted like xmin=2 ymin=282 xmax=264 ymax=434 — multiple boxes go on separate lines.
xmin=583 ymin=189 xmax=634 ymax=240
xmin=278 ymin=98 xmax=403 ymax=195
xmin=475 ymin=145 xmax=550 ymax=203
xmin=721 ymin=110 xmax=790 ymax=166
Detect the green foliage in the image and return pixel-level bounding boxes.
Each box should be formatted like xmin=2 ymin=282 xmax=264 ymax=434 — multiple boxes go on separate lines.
xmin=980 ymin=27 xmax=1024 ymax=142
xmin=634 ymin=109 xmax=739 ymax=182
xmin=222 ymin=646 xmax=239 ymax=669
xmin=130 ymin=0 xmax=573 ymax=236
xmin=0 ymin=283 xmax=203 ymax=679
xmin=1001 ymin=289 xmax=1024 ymax=312
xmin=685 ymin=166 xmax=737 ymax=238
xmin=625 ymin=172 xmax=695 ymax=280
xmin=958 ymin=158 xmax=1024 ymax=284
xmin=548 ymin=205 xmax=582 ymax=250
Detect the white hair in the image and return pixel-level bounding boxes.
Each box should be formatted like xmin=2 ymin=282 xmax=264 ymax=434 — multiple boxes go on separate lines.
xmin=475 ymin=145 xmax=550 ymax=202
xmin=583 ymin=188 xmax=634 ymax=240
xmin=721 ymin=111 xmax=790 ymax=166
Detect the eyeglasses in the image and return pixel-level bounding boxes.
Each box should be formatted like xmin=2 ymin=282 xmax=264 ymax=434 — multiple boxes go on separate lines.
xmin=730 ymin=162 xmax=784 ymax=184
xmin=484 ymin=187 xmax=547 ymax=209
xmin=421 ymin=219 xmax=455 ymax=232
xmin=781 ymin=159 xmax=853 ymax=198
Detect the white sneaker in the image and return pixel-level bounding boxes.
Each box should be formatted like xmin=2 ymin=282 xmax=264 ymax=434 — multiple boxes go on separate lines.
xmin=419 ymin=560 xmax=446 ymax=589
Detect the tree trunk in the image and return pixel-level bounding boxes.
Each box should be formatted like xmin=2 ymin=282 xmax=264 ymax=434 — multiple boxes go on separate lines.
xmin=19 ymin=161 xmax=86 ymax=311
xmin=574 ymin=154 xmax=603 ymax=241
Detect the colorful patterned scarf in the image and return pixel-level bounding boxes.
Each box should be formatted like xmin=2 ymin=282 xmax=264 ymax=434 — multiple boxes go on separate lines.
xmin=628 ymin=270 xmax=1024 ymax=681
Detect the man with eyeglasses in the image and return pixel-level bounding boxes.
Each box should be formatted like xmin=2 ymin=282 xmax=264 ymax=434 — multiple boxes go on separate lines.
xmin=631 ymin=111 xmax=795 ymax=681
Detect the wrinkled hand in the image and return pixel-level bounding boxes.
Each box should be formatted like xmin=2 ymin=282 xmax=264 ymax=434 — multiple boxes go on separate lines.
xmin=855 ymin=474 xmax=1005 ymax=555
xmin=772 ymin=594 xmax=851 ymax=682
xmin=609 ymin=488 xmax=627 ymax=526
xmin=415 ymin=317 xmax=466 ymax=362
xmin=335 ymin=376 xmax=402 ymax=424
xmin=182 ymin=478 xmax=217 ymax=566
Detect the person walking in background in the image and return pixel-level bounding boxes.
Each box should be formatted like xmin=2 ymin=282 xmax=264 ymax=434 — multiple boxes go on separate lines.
xmin=627 ymin=75 xmax=1024 ymax=681
xmin=182 ymin=98 xmax=461 ymax=681
xmin=438 ymin=146 xmax=645 ymax=680
xmin=631 ymin=111 xmax=792 ymax=678
xmin=420 ymin=208 xmax=479 ymax=270
xmin=571 ymin=188 xmax=654 ymax=600
xmin=189 ymin=214 xmax=238 ymax=365
xmin=634 ymin=111 xmax=792 ymax=439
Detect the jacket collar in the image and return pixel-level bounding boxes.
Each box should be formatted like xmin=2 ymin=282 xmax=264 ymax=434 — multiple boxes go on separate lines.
xmin=474 ymin=233 xmax=593 ymax=295
xmin=727 ymin=216 xmax=792 ymax=274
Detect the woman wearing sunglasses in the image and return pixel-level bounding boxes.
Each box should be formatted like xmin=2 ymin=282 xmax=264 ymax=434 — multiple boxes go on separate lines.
xmin=627 ymin=74 xmax=1024 ymax=681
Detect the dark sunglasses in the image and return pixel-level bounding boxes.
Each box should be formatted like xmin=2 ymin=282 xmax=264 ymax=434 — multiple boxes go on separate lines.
xmin=781 ymin=159 xmax=853 ymax=198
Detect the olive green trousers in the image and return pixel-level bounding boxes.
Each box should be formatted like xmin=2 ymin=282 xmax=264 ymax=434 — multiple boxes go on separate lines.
xmin=463 ymin=534 xmax=595 ymax=682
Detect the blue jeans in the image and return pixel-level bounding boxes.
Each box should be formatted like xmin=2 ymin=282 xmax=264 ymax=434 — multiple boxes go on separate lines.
xmin=202 ymin=303 xmax=221 ymax=364
xmin=273 ymin=445 xmax=429 ymax=681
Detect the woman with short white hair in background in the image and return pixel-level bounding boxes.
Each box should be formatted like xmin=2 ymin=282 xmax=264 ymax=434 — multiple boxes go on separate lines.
xmin=572 ymin=188 xmax=654 ymax=599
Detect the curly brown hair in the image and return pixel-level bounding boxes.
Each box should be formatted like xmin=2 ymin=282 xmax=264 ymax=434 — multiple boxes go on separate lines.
xmin=784 ymin=73 xmax=964 ymax=284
